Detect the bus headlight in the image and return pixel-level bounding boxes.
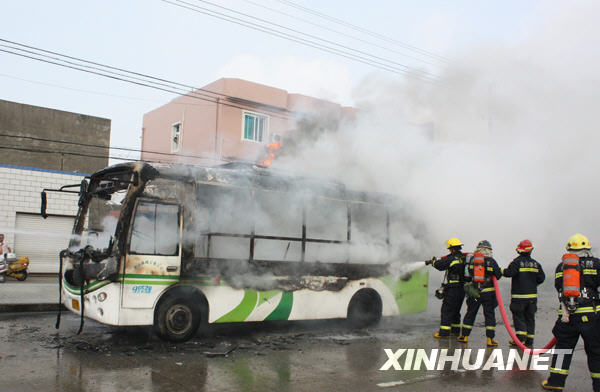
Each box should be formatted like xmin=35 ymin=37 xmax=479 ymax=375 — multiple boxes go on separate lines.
xmin=98 ymin=292 xmax=107 ymax=302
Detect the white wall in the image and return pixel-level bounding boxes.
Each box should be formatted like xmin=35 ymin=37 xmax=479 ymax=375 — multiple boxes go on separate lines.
xmin=0 ymin=164 xmax=85 ymax=252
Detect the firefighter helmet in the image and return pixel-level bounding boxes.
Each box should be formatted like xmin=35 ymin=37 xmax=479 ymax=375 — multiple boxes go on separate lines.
xmin=517 ymin=239 xmax=534 ymax=253
xmin=566 ymin=233 xmax=591 ymax=250
xmin=446 ymin=238 xmax=463 ymax=249
xmin=477 ymin=240 xmax=492 ymax=249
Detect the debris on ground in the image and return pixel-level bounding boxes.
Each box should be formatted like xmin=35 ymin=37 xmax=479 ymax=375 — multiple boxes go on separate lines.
xmin=203 ymin=343 xmax=238 ymax=357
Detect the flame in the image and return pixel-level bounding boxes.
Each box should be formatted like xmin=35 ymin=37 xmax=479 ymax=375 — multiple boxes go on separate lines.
xmin=258 ymin=141 xmax=282 ymax=167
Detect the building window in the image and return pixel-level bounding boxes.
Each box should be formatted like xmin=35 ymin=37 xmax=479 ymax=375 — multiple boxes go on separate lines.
xmin=242 ymin=111 xmax=269 ymax=143
xmin=171 ymin=122 xmax=182 ymax=152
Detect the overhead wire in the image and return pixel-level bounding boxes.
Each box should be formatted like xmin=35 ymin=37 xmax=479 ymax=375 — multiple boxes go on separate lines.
xmin=0 ymin=72 xmax=200 ymax=104
xmin=0 ymin=38 xmax=223 ymax=101
xmin=240 ymin=0 xmax=440 ymax=68
xmin=190 ymin=0 xmax=435 ymax=78
xmin=161 ymin=0 xmax=437 ymax=82
xmin=0 ymin=144 xmax=231 ymax=165
xmin=0 ymin=40 xmax=297 ymax=120
xmin=0 ymin=145 xmax=135 ymax=162
xmin=0 ymin=133 xmax=232 ymax=163
xmin=274 ymin=0 xmax=449 ymax=63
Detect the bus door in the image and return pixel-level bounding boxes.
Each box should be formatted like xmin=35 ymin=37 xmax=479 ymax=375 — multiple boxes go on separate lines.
xmin=122 ymin=199 xmax=182 ymax=308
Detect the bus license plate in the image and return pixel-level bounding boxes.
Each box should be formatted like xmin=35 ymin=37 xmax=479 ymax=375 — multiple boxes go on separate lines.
xmin=72 ymin=299 xmax=80 ymax=311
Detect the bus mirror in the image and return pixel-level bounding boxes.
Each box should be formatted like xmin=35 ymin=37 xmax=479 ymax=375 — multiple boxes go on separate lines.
xmin=41 ymin=191 xmax=48 ymax=219
xmin=80 ymin=179 xmax=88 ymax=194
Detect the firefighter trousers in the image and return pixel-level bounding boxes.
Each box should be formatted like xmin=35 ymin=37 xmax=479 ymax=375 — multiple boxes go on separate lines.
xmin=510 ymin=299 xmax=537 ymax=344
xmin=460 ymin=292 xmax=497 ymax=338
xmin=547 ymin=313 xmax=600 ymax=391
xmin=439 ymin=285 xmax=465 ymax=336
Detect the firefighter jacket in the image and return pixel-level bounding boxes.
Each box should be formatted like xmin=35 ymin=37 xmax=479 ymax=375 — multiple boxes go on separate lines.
xmin=464 ymin=256 xmax=502 ymax=294
xmin=503 ymin=254 xmax=545 ymax=300
xmin=432 ymin=252 xmax=465 ymax=287
xmin=555 ymin=256 xmax=600 ymax=314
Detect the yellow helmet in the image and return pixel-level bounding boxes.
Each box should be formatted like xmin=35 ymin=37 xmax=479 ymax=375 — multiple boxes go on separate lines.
xmin=566 ymin=233 xmax=591 ymax=250
xmin=446 ymin=237 xmax=463 ymax=249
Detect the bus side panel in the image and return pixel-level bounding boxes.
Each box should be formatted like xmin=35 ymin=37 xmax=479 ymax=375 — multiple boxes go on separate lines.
xmin=118 ymin=307 xmax=156 ymax=325
xmin=200 ymin=278 xmax=402 ymax=323
xmin=120 ymin=271 xmax=179 ymax=309
xmin=201 ymin=286 xmax=248 ymax=323
xmin=379 ymin=267 xmax=429 ymax=314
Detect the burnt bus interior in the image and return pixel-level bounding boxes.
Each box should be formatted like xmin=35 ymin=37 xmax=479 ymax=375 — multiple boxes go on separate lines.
xmin=49 ymin=162 xmax=426 ymax=291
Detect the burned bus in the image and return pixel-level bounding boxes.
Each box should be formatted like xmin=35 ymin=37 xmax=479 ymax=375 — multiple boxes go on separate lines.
xmin=44 ymin=162 xmax=428 ymax=342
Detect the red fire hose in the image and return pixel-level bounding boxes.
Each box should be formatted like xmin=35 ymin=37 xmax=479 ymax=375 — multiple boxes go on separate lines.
xmin=492 ymin=276 xmax=557 ymax=354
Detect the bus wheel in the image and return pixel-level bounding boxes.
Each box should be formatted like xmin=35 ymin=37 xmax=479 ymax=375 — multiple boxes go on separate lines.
xmin=154 ymin=296 xmax=201 ymax=342
xmin=347 ymin=289 xmax=382 ymax=328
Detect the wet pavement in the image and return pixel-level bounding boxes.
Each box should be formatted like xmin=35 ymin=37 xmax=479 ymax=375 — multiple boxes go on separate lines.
xmin=0 ymin=275 xmax=58 ymax=311
xmin=0 ymin=288 xmax=596 ymax=392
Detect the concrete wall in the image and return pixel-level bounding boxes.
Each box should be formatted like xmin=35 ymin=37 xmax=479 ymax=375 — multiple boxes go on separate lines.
xmin=0 ymin=99 xmax=111 ymax=173
xmin=0 ymin=164 xmax=83 ymax=248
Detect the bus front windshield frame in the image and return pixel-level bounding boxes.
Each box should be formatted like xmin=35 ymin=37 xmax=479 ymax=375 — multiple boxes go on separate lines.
xmin=69 ymin=170 xmax=137 ymax=252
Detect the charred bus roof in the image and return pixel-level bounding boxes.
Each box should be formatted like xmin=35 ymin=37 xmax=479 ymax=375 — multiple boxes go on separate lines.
xmin=95 ymin=161 xmax=395 ymax=205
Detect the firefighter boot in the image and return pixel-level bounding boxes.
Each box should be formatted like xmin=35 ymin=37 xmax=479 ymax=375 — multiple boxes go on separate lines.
xmin=433 ymin=332 xmax=449 ymax=339
xmin=508 ymin=339 xmax=525 ymax=347
xmin=456 ymin=336 xmax=468 ymax=343
xmin=486 ymin=337 xmax=499 ymax=347
xmin=541 ymin=380 xmax=563 ymax=390
xmin=525 ymin=337 xmax=534 ymax=347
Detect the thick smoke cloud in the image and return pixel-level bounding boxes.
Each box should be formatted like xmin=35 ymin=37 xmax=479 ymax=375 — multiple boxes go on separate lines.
xmin=276 ymin=2 xmax=600 ymax=269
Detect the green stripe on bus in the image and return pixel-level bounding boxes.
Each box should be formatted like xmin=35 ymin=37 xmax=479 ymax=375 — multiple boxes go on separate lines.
xmin=215 ymin=290 xmax=258 ymax=323
xmin=265 ymin=292 xmax=293 ymax=321
xmin=380 ymin=269 xmax=429 ymax=314
xmin=64 ymin=280 xmax=112 ymax=294
xmin=123 ymin=280 xmax=176 ymax=285
xmin=121 ymin=274 xmax=180 ymax=279
xmin=64 ymin=279 xmax=110 ymax=291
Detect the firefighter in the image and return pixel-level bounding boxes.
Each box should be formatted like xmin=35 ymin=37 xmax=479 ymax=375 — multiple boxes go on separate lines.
xmin=456 ymin=240 xmax=502 ymax=347
xmin=542 ymin=233 xmax=600 ymax=392
xmin=425 ymin=237 xmax=466 ymax=338
xmin=503 ymin=239 xmax=545 ymax=347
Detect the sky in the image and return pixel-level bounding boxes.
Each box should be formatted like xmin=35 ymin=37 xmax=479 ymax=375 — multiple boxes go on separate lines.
xmin=3 ymin=0 xmax=598 ymax=265
xmin=1 ymin=0 xmax=541 ymax=159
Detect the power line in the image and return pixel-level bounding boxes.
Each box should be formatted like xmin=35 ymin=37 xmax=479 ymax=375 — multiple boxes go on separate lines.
xmin=0 ymin=39 xmax=300 ymax=120
xmin=161 ymin=0 xmax=437 ymax=82
xmin=0 ymin=72 xmax=210 ymax=105
xmin=240 ymin=0 xmax=440 ymax=68
xmin=191 ymin=0 xmax=435 ymax=78
xmin=0 ymin=144 xmax=231 ymax=165
xmin=0 ymin=40 xmax=225 ymax=103
xmin=0 ymin=38 xmax=223 ymax=101
xmin=0 ymin=144 xmax=134 ymax=162
xmin=274 ymin=0 xmax=449 ymax=63
xmin=0 ymin=133 xmax=230 ymax=163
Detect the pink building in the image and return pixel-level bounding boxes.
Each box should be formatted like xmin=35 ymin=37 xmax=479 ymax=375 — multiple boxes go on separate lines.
xmin=141 ymin=78 xmax=355 ymax=164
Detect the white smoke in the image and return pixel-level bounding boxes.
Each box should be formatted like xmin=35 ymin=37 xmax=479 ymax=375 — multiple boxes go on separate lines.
xmin=274 ymin=1 xmax=600 ymax=269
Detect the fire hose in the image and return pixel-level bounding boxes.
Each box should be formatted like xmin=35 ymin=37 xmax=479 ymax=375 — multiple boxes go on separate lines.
xmin=492 ymin=276 xmax=557 ymax=354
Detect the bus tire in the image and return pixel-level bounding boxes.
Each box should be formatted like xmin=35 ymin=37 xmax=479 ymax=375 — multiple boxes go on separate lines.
xmin=154 ymin=295 xmax=202 ymax=342
xmin=347 ymin=288 xmax=382 ymax=328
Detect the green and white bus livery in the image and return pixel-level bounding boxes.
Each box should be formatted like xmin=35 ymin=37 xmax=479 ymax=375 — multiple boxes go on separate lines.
xmin=45 ymin=162 xmax=428 ymax=342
